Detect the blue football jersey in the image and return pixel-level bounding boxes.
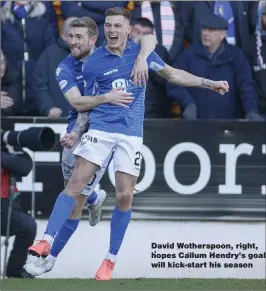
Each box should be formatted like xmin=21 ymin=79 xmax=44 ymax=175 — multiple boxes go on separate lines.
xmin=82 ymin=40 xmax=165 ymax=137
xmin=56 ymin=55 xmax=84 ymax=133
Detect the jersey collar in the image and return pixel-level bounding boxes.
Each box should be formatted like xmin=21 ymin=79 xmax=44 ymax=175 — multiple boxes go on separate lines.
xmin=71 ymin=56 xmax=83 ymax=65
xmin=103 ymin=39 xmax=133 ymax=56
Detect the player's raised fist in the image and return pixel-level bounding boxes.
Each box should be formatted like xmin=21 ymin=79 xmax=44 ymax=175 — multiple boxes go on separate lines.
xmin=212 ymin=81 xmax=229 ymax=95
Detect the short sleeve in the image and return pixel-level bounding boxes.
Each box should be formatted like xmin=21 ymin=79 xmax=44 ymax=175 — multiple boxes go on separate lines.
xmin=147 ymin=51 xmax=166 ymax=72
xmin=55 ymin=63 xmax=77 ymax=94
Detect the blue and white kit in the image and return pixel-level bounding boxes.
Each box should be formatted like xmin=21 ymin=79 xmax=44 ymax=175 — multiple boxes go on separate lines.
xmin=73 ymin=40 xmax=165 ymax=177
xmin=56 ymin=54 xmax=113 ymax=195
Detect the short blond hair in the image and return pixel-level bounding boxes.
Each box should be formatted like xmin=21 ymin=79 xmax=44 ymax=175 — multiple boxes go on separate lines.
xmin=69 ymin=17 xmax=98 ymax=38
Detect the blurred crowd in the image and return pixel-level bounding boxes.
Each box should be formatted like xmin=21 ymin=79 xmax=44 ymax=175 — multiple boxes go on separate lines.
xmin=1 ymin=0 xmax=266 ymax=120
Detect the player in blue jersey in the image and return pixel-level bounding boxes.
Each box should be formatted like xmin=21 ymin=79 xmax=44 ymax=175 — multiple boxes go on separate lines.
xmin=25 ymin=8 xmax=228 ymax=279
xmin=78 ymin=8 xmax=227 ymax=281
xmin=24 ymin=16 xmax=157 ymax=276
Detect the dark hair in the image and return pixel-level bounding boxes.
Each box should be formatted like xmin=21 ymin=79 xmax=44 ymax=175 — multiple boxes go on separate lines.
xmin=105 ymin=7 xmax=131 ymax=22
xmin=135 ymin=17 xmax=154 ymax=30
xmin=69 ymin=17 xmax=98 ymax=37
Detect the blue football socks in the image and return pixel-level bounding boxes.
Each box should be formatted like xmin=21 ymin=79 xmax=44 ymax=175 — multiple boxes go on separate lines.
xmin=87 ymin=190 xmax=98 ymax=205
xmin=108 ymin=206 xmax=132 ymax=260
xmin=44 ymin=192 xmax=76 ymax=237
xmin=50 ymin=218 xmax=80 ymax=257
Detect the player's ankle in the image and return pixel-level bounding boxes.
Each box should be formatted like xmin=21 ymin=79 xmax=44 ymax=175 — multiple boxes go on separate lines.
xmin=43 ymin=234 xmax=53 ymax=245
xmin=47 ymin=254 xmax=57 ymax=262
xmin=106 ymin=251 xmax=117 ymax=263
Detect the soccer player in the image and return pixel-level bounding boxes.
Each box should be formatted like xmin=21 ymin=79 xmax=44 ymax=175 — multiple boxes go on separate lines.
xmin=24 ymin=16 xmax=157 ymax=276
xmin=25 ymin=8 xmax=228 ymax=279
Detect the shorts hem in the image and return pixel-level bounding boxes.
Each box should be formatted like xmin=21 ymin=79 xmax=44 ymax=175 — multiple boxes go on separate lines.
xmin=74 ymin=152 xmax=102 ymax=168
xmin=114 ymin=167 xmax=139 ymax=177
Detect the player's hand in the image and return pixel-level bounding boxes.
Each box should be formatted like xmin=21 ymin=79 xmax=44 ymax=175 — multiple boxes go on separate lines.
xmin=211 ymin=81 xmax=229 ymax=95
xmin=48 ymin=107 xmax=62 ymax=118
xmin=105 ymin=87 xmax=134 ymax=108
xmin=60 ymin=132 xmax=79 ymax=149
xmin=131 ymin=55 xmax=149 ymax=87
xmin=1 ymin=91 xmax=13 ymax=109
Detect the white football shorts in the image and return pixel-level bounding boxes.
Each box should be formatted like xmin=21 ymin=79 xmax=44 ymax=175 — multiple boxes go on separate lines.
xmin=61 ymin=137 xmax=113 ymax=196
xmin=73 ymin=129 xmax=143 ymax=177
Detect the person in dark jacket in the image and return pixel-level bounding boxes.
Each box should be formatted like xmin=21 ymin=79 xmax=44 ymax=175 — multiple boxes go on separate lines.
xmin=129 ymin=17 xmax=171 ymax=118
xmin=251 ymin=2 xmax=266 ymax=117
xmin=1 ymin=50 xmax=23 ymax=116
xmin=179 ymin=1 xmax=259 ymax=58
xmin=167 ymin=14 xmax=263 ymax=121
xmin=130 ymin=1 xmax=184 ymax=64
xmin=1 ymin=0 xmax=57 ymax=116
xmin=1 ymin=149 xmax=37 ymax=278
xmin=33 ymin=17 xmax=77 ymax=117
xmin=60 ymin=1 xmax=128 ymax=47
xmin=42 ymin=1 xmax=59 ymax=37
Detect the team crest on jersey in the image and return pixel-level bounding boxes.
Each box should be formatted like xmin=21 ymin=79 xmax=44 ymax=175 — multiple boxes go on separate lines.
xmin=112 ymin=79 xmax=127 ymax=92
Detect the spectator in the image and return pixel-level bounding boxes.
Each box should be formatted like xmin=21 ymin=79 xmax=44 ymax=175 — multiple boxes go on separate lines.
xmin=1 ymin=0 xmax=58 ymax=34
xmin=180 ymin=1 xmax=259 ymax=57
xmin=252 ymin=1 xmax=266 ymax=117
xmin=43 ymin=1 xmax=59 ymax=37
xmin=1 ymin=0 xmax=57 ymax=116
xmin=130 ymin=1 xmax=184 ymax=64
xmin=1 ymin=50 xmax=23 ymax=116
xmin=33 ymin=17 xmax=77 ymax=118
xmin=167 ymin=14 xmax=263 ymax=121
xmin=130 ymin=17 xmax=171 ymax=118
xmin=60 ymin=1 xmax=127 ymax=47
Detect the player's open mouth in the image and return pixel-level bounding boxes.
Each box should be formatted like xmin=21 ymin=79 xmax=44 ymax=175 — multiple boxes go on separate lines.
xmin=108 ymin=35 xmax=118 ymax=42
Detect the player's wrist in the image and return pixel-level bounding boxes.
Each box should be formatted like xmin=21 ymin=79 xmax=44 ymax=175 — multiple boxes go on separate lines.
xmin=101 ymin=93 xmax=109 ymax=104
xmin=69 ymin=131 xmax=80 ymax=141
xmin=137 ymin=54 xmax=148 ymax=61
xmin=201 ymin=78 xmax=215 ymax=89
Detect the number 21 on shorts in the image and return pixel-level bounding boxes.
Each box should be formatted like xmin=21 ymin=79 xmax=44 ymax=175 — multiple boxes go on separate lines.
xmin=134 ymin=151 xmax=142 ymax=169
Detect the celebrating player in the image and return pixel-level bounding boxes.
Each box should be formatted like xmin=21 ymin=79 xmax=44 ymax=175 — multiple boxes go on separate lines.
xmin=25 ymin=8 xmax=228 ymax=279
xmin=24 ymin=15 xmax=157 ymax=276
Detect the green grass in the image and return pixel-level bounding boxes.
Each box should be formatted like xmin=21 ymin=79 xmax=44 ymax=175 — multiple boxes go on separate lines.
xmin=0 ymin=278 xmax=265 ymax=290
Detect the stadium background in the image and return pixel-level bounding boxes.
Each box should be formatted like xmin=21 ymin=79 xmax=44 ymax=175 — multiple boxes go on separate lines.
xmin=1 ymin=0 xmax=266 ymax=289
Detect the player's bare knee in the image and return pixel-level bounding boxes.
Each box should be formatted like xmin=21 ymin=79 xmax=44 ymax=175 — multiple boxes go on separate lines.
xmin=64 ymin=177 xmax=85 ymax=197
xmin=116 ymin=191 xmax=133 ymax=210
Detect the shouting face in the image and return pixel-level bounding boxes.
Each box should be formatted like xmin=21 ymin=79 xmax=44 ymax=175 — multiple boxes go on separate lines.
xmin=104 ymin=15 xmax=131 ymax=53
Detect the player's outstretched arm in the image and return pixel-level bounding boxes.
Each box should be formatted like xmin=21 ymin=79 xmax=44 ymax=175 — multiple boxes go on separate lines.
xmin=157 ymin=64 xmax=229 ymax=95
xmin=64 ymin=87 xmax=133 ymax=112
xmin=131 ymin=34 xmax=157 ymax=86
